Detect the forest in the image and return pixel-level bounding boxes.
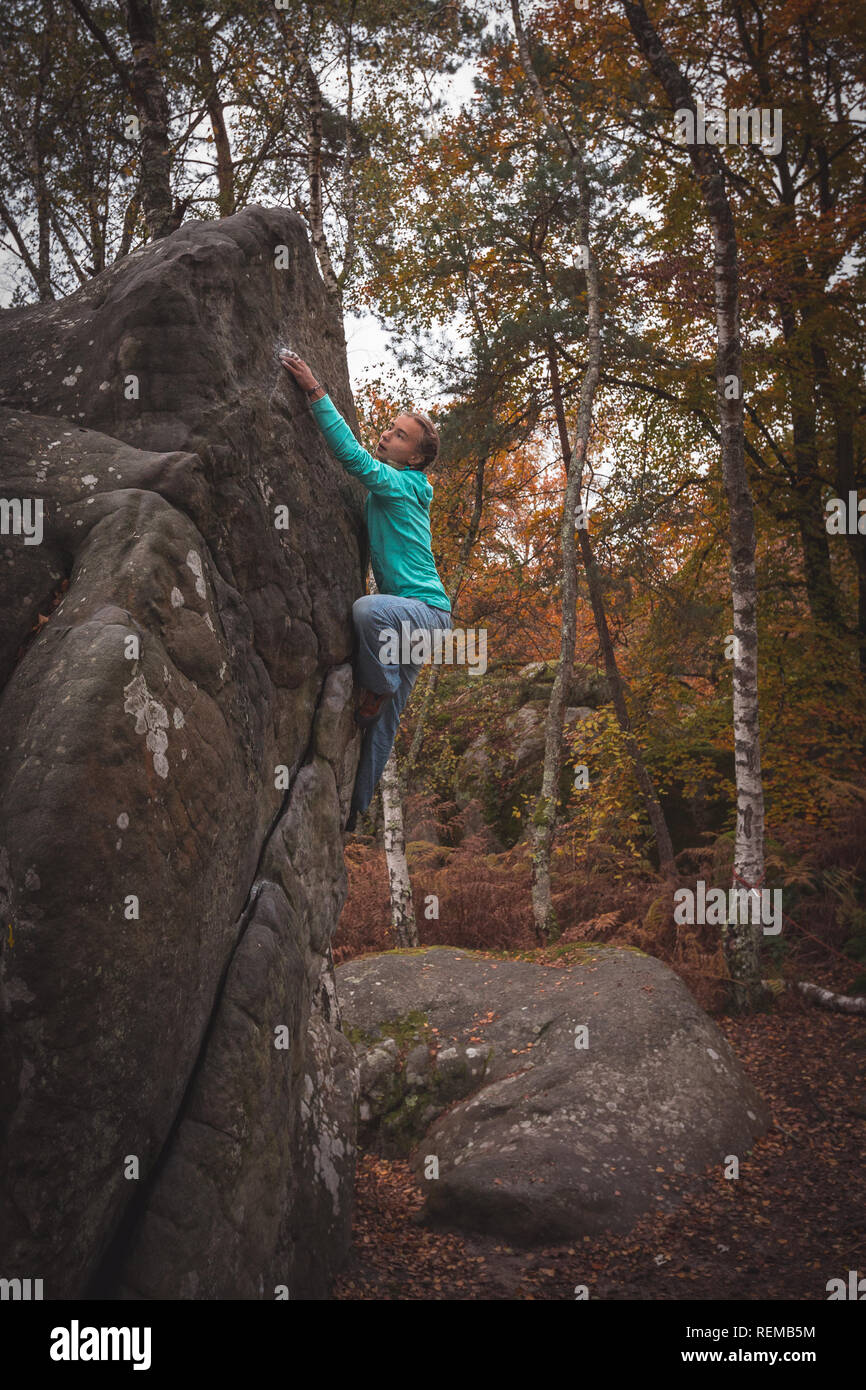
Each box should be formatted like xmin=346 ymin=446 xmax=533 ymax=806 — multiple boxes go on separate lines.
xmin=1 ymin=0 xmax=864 ymax=1321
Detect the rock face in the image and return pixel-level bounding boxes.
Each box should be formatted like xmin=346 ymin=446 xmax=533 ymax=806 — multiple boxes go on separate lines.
xmin=337 ymin=947 xmax=772 ymax=1244
xmin=454 ymin=702 xmax=595 ymax=848
xmin=445 ymin=659 xmax=614 ymax=849
xmin=0 ymin=206 xmax=364 ymax=1298
xmin=346 ymin=1009 xmax=489 ymax=1157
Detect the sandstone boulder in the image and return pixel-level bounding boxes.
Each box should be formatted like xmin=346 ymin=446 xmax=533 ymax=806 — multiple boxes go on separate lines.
xmin=337 ymin=946 xmax=771 ymax=1244
xmin=0 ymin=206 xmax=364 ymax=1298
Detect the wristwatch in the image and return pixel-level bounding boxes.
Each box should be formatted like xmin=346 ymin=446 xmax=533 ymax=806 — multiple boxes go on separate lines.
xmin=306 ymin=383 xmax=325 ymax=398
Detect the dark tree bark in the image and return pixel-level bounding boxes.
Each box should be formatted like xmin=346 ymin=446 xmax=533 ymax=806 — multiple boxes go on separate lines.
xmin=124 ymin=0 xmax=175 ymax=240
xmin=778 ymin=299 xmax=843 ymax=632
xmin=812 ymin=341 xmax=866 ymax=673
xmin=25 ymin=20 xmax=54 ymax=300
xmin=192 ymin=13 xmax=235 ymax=218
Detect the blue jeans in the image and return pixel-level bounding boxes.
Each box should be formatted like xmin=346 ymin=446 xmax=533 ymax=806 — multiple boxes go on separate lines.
xmin=350 ymin=593 xmax=453 ymax=818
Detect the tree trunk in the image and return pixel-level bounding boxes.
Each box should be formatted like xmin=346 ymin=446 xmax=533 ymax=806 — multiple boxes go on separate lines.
xmin=124 ymin=0 xmax=174 ymax=241
xmin=68 ymin=0 xmax=175 ymax=241
xmin=116 ymin=181 xmax=142 ymax=260
xmin=0 ymin=195 xmax=47 ymax=299
xmin=194 ymin=21 xmax=235 ymax=218
xmin=359 ymin=565 xmax=417 ymax=944
xmin=546 ymin=350 xmax=676 ymax=871
xmin=778 ymin=300 xmax=843 ymax=631
xmin=624 ymin=0 xmax=766 ymax=1012
xmin=813 ymin=345 xmax=866 ymax=674
xmin=792 ymin=980 xmax=866 ymax=1016
xmin=831 ymin=412 xmax=866 ymax=676
xmin=512 ymin=1 xmax=603 ymax=942
xmin=78 ymin=116 xmax=106 ymax=274
xmin=793 ymin=478 xmax=843 ymax=632
xmin=26 ymin=29 xmax=53 ymax=301
xmin=279 ymin=24 xmax=344 ymax=313
xmin=381 ymin=746 xmax=418 ymax=947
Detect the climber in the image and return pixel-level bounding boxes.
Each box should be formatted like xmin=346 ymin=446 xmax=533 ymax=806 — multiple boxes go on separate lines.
xmin=278 ymin=348 xmax=453 ymax=833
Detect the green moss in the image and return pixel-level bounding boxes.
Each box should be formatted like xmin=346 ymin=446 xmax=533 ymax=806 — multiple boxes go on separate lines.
xmin=462 ymin=941 xmax=646 ymax=965
xmin=376 ymin=1049 xmax=491 ymax=1157
xmin=544 ymin=941 xmax=648 ymax=962
xmin=344 ymin=1006 xmax=431 ymax=1053
xmin=353 ymin=944 xmax=460 ymax=959
xmin=343 ymin=1023 xmax=372 ymax=1047
xmin=350 ymin=943 xmax=647 ymax=972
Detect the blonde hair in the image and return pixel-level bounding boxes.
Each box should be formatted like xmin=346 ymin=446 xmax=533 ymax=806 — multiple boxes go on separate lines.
xmin=406 ymin=411 xmax=440 ymax=470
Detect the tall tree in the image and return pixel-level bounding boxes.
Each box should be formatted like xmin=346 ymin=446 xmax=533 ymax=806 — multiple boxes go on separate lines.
xmin=67 ymin=0 xmax=181 ymax=240
xmin=623 ymin=0 xmax=766 ymax=1009
xmin=511 ymin=0 xmax=674 ymax=941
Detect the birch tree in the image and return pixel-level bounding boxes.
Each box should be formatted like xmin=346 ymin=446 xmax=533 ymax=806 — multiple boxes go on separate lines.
xmin=68 ymin=0 xmax=181 ymax=241
xmin=623 ymin=0 xmax=766 ymax=1010
xmin=379 ymin=746 xmax=418 ymax=947
xmin=403 ymin=448 xmax=486 ymax=783
xmin=362 ymin=566 xmax=417 ymax=948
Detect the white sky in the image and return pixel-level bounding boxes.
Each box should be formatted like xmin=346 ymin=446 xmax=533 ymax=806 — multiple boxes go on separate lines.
xmin=340 ymin=60 xmax=480 ymax=405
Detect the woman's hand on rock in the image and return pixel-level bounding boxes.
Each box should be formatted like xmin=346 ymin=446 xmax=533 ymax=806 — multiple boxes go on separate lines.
xmin=278 ymin=350 xmax=318 ymax=392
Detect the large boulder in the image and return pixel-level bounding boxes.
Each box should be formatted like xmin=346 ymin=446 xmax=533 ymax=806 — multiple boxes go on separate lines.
xmin=344 ymin=1006 xmax=489 ymax=1157
xmin=454 ymin=702 xmax=594 ymax=845
xmin=336 ymin=946 xmax=772 ymax=1244
xmin=516 ymin=659 xmax=611 ymax=708
xmin=0 ymin=206 xmax=364 ymax=1298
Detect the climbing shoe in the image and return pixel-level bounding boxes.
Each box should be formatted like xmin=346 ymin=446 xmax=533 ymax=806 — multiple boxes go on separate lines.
xmin=354 ymin=686 xmax=391 ymax=729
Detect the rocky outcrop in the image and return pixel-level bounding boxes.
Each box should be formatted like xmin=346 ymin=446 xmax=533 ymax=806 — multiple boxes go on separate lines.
xmin=456 ymin=702 xmax=594 ymax=801
xmin=514 ymin=659 xmax=611 ymax=710
xmin=0 ymin=206 xmax=364 ymax=1298
xmin=346 ymin=1009 xmax=488 ymax=1157
xmin=447 ymin=660 xmax=614 ymax=848
xmin=337 ymin=946 xmax=772 ymax=1244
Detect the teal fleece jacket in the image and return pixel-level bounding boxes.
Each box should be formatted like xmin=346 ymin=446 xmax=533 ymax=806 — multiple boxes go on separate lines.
xmin=309 ymin=392 xmax=451 ymax=613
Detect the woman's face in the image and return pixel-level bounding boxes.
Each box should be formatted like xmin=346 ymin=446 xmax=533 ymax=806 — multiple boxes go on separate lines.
xmin=376 ymin=414 xmax=424 ymax=468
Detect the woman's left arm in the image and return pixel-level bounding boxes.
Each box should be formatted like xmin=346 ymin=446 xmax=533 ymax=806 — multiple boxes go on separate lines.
xmin=279 ymin=351 xmax=411 ymax=500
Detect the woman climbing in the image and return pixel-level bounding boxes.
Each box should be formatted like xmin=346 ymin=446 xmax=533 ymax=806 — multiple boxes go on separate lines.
xmin=278 ymin=348 xmax=453 ymax=832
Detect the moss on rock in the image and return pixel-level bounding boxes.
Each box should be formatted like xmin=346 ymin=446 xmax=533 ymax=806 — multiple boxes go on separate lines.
xmin=344 ymin=1007 xmax=431 ymax=1055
